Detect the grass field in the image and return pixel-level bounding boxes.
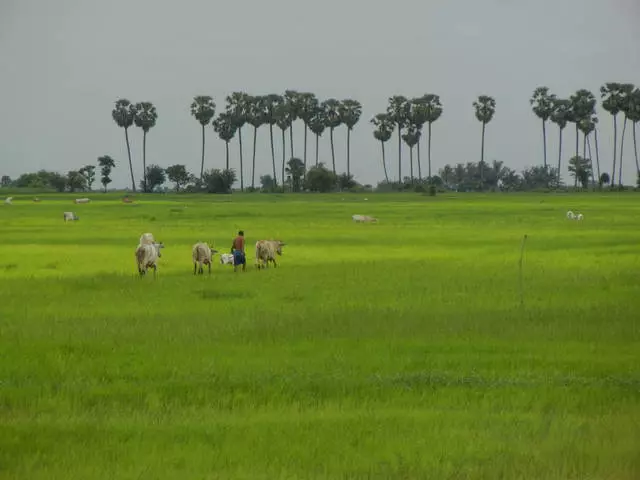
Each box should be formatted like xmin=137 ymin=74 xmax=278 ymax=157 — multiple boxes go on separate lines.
xmin=1 ymin=192 xmax=639 ymax=479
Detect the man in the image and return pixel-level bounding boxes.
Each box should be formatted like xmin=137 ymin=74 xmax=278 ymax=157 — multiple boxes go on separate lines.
xmin=231 ymin=230 xmax=246 ymax=272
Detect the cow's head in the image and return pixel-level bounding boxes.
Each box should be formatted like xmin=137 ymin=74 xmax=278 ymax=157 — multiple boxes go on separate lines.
xmin=276 ymin=241 xmax=286 ymax=255
xmin=154 ymin=242 xmax=165 ymax=257
xmin=208 ymin=243 xmax=218 ymax=254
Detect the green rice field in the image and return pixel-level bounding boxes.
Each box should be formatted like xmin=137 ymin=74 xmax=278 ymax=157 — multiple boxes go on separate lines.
xmin=1 ymin=192 xmax=639 ymax=479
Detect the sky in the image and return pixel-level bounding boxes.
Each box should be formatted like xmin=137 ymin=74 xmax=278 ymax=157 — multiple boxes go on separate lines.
xmin=1 ymin=0 xmax=640 ymax=188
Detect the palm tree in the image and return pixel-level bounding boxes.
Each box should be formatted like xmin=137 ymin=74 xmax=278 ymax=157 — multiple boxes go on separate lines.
xmin=190 ymin=96 xmax=216 ymax=181
xmin=387 ymin=95 xmax=410 ymax=182
xmin=308 ymin=106 xmax=327 ymax=167
xmin=134 ymin=102 xmax=158 ymax=192
xmin=111 ymin=99 xmax=137 ymax=191
xmin=371 ymin=113 xmax=393 ymax=183
xmin=401 ymin=124 xmax=421 ymax=183
xmin=578 ymin=115 xmax=597 ymax=187
xmin=628 ymin=88 xmax=640 ymax=177
xmin=212 ymin=112 xmax=237 ymax=172
xmin=569 ymin=90 xmax=596 ymax=163
xmin=551 ymin=98 xmax=571 ymax=185
xmin=530 ymin=87 xmax=557 ymax=170
xmin=284 ymin=90 xmax=301 ymax=159
xmin=407 ymin=99 xmax=427 ymax=180
xmin=601 ymin=83 xmax=624 ymax=186
xmin=338 ymin=99 xmax=362 ymax=177
xmin=275 ymin=101 xmax=293 ymax=189
xmin=263 ymin=94 xmax=283 ymax=187
xmin=97 ymin=155 xmax=116 ymax=192
xmin=473 ymin=95 xmax=496 ymax=187
xmin=321 ymin=99 xmax=342 ymax=175
xmin=422 ymin=94 xmax=443 ymax=180
xmin=617 ymin=83 xmax=635 ymax=186
xmin=225 ymin=92 xmax=250 ymax=191
xmin=297 ymin=93 xmax=319 ymax=170
xmin=247 ymin=95 xmax=267 ymax=189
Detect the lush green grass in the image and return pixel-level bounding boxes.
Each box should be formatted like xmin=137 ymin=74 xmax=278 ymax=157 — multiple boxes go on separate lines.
xmin=1 ymin=192 xmax=639 ymax=479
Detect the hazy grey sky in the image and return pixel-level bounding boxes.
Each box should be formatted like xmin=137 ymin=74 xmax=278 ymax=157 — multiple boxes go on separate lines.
xmin=1 ymin=0 xmax=640 ymax=188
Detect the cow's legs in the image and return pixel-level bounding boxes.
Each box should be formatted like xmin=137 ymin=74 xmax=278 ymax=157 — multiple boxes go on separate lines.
xmin=208 ymin=263 xmax=211 ymax=275
xmin=152 ymin=264 xmax=157 ymax=278
xmin=193 ymin=262 xmax=197 ymax=275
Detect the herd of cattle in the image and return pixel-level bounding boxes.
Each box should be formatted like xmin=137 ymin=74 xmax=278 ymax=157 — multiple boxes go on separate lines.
xmin=134 ymin=232 xmax=287 ymax=277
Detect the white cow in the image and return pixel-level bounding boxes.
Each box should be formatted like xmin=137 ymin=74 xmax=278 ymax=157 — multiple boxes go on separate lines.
xmin=352 ymin=214 xmax=377 ymax=223
xmin=4 ymin=197 xmax=12 ymax=205
xmin=255 ymin=240 xmax=286 ymax=269
xmin=63 ymin=211 xmax=79 ymax=222
xmin=74 ymin=198 xmax=91 ymax=204
xmin=566 ymin=210 xmax=576 ymax=219
xmin=135 ymin=242 xmax=164 ymax=277
xmin=139 ymin=233 xmax=155 ymax=245
xmin=192 ymin=242 xmax=218 ymax=275
xmin=219 ymin=253 xmax=235 ymax=265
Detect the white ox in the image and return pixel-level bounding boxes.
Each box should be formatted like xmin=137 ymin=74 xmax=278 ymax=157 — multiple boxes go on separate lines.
xmin=255 ymin=240 xmax=286 ymax=269
xmin=135 ymin=242 xmax=164 ymax=277
xmin=63 ymin=211 xmax=79 ymax=222
xmin=4 ymin=197 xmax=12 ymax=205
xmin=74 ymin=198 xmax=91 ymax=204
xmin=219 ymin=253 xmax=235 ymax=265
xmin=566 ymin=211 xmax=584 ymax=221
xmin=352 ymin=214 xmax=377 ymax=223
xmin=192 ymin=242 xmax=218 ymax=275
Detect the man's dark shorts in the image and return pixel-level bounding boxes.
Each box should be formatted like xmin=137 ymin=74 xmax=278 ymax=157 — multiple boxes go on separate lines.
xmin=233 ymin=250 xmax=246 ymax=266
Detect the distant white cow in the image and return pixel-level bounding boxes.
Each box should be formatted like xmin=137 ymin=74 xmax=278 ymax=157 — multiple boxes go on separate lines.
xmin=135 ymin=242 xmax=164 ymax=277
xmin=576 ymin=213 xmax=584 ymax=221
xmin=4 ymin=197 xmax=12 ymax=205
xmin=139 ymin=233 xmax=155 ymax=245
xmin=352 ymin=214 xmax=377 ymax=223
xmin=192 ymin=242 xmax=218 ymax=275
xmin=74 ymin=198 xmax=91 ymax=204
xmin=63 ymin=211 xmax=79 ymax=222
xmin=566 ymin=210 xmax=576 ymax=219
xmin=219 ymin=253 xmax=235 ymax=265
xmin=255 ymin=240 xmax=286 ymax=269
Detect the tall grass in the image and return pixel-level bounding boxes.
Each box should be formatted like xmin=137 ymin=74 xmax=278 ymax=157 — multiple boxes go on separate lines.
xmin=1 ymin=193 xmax=639 ymax=479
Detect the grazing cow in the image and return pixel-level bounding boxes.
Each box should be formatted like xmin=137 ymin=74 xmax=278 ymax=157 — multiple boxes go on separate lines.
xmin=74 ymin=198 xmax=91 ymax=204
xmin=576 ymin=213 xmax=584 ymax=221
xmin=192 ymin=242 xmax=218 ymax=275
xmin=566 ymin=210 xmax=576 ymax=219
xmin=4 ymin=197 xmax=12 ymax=205
xmin=255 ymin=240 xmax=286 ymax=269
xmin=139 ymin=233 xmax=155 ymax=245
xmin=135 ymin=242 xmax=164 ymax=277
xmin=352 ymin=214 xmax=377 ymax=223
xmin=219 ymin=253 xmax=235 ymax=265
xmin=63 ymin=211 xmax=79 ymax=222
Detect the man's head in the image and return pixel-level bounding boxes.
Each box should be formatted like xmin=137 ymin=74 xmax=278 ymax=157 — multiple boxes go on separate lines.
xmin=238 ymin=230 xmax=244 ymax=236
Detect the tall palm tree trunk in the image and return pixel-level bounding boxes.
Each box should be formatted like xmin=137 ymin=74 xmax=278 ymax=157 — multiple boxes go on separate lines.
xmin=611 ymin=115 xmax=618 ymax=187
xmin=238 ymin=128 xmax=244 ymax=192
xmin=557 ymin=127 xmax=563 ymax=186
xmin=303 ymin=125 xmax=308 ymax=170
xmin=200 ymin=124 xmax=206 ymax=180
xmin=124 ymin=127 xmax=136 ymax=192
xmin=574 ymin=123 xmax=579 ymax=160
xmin=289 ymin=125 xmax=294 ymax=160
xmin=380 ymin=140 xmax=389 ymax=183
xmin=330 ymin=128 xmax=336 ymax=175
xmin=582 ymin=132 xmax=587 ymax=159
xmin=251 ymin=126 xmax=258 ymax=189
xmin=269 ymin=124 xmax=277 ymax=187
xmin=346 ymin=128 xmax=351 ymax=177
xmin=542 ymin=119 xmax=548 ymax=169
xmin=315 ymin=134 xmax=319 ymax=166
xmin=409 ymin=146 xmax=414 ymax=183
xmin=480 ymin=122 xmax=486 ymax=187
xmin=427 ymin=122 xmax=433 ymax=179
xmin=587 ymin=134 xmax=595 ymax=189
xmin=619 ymin=116 xmax=628 ymax=187
xmin=397 ymin=124 xmax=402 ymax=183
xmin=416 ymin=141 xmax=422 ymax=181
xmin=594 ymin=128 xmax=601 ymax=181
xmin=225 ymin=142 xmax=230 ymax=171
xmin=142 ymin=130 xmax=147 ymax=192
xmin=633 ymin=122 xmax=639 ymax=177
xmin=281 ymin=129 xmax=286 ymax=192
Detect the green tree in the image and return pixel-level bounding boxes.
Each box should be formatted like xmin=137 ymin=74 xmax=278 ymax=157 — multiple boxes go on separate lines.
xmin=550 ymin=98 xmax=571 ymax=185
xmin=473 ymin=95 xmax=496 ymax=186
xmin=247 ymin=96 xmax=267 ymax=190
xmin=297 ymin=93 xmax=319 ymax=170
xmin=338 ymin=99 xmax=362 ymax=177
xmin=387 ymin=95 xmax=410 ymax=182
xmin=308 ymin=106 xmax=327 ymax=167
xmin=112 ymin=99 xmax=137 ymax=191
xmin=225 ymin=92 xmax=250 ymax=192
xmin=142 ymin=164 xmax=166 ymax=192
xmin=568 ymin=156 xmax=592 ymax=188
xmin=285 ymin=157 xmax=305 ymax=192
xmin=275 ymin=101 xmax=293 ymax=190
xmin=203 ymin=168 xmax=237 ymax=194
xmin=259 ymin=174 xmax=275 ymax=192
xmin=165 ymin=164 xmax=190 ymax=192
xmin=212 ymin=112 xmax=237 ymax=172
xmin=530 ymin=87 xmax=557 ymax=169
xmin=569 ymin=90 xmax=596 ymax=165
xmin=190 ymin=95 xmax=216 ymax=180
xmin=134 ymin=101 xmax=158 ymax=192
xmin=600 ymin=83 xmax=624 ymax=186
xmin=66 ymin=170 xmax=87 ymax=192
xmin=97 ymin=155 xmax=115 ymax=192
xmin=401 ymin=124 xmax=421 ymax=183
xmin=321 ymin=99 xmax=342 ymax=176
xmin=1 ymin=175 xmax=11 ymax=187
xmin=413 ymin=94 xmax=443 ymax=180
xmin=305 ymin=163 xmax=337 ymax=192
xmin=79 ymin=165 xmax=96 ymax=190
xmin=371 ymin=113 xmax=394 ymax=183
